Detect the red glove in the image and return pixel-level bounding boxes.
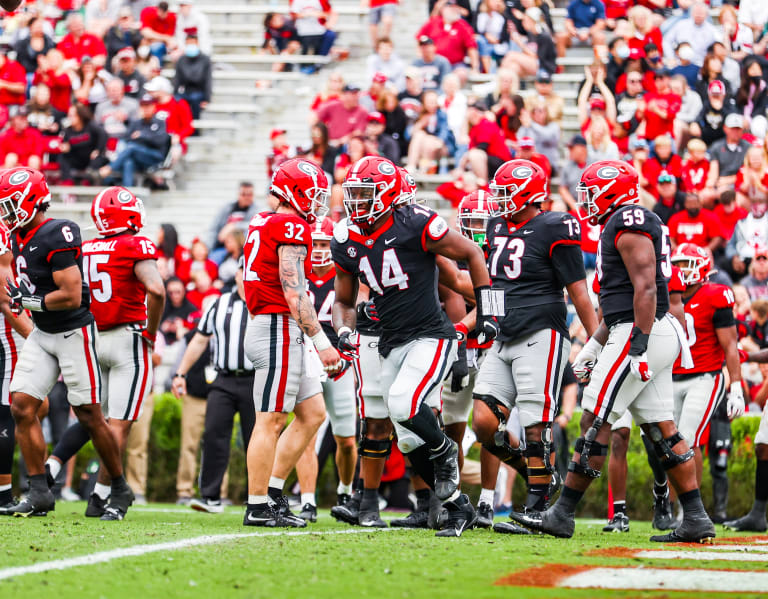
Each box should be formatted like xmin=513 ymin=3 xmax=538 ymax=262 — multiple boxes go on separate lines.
xmin=455 ymin=322 xmax=469 ymax=343
xmin=738 ymin=348 xmax=749 ymax=363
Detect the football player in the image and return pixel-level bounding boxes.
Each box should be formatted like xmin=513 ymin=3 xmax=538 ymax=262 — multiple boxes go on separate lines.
xmin=1 ymin=168 xmax=133 ymax=518
xmin=469 ymin=160 xmax=599 ymax=535
xmin=512 ymin=160 xmax=715 ymax=543
xmin=43 ymin=187 xmax=165 ymax=519
xmin=295 ymin=216 xmax=358 ymax=522
xmin=332 ymin=156 xmax=498 ymax=536
xmin=242 ymin=158 xmax=342 ymax=527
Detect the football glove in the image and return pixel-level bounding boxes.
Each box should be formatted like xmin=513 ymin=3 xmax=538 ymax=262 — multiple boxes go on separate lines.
xmin=356 ymin=300 xmax=379 ymax=322
xmin=454 ymin=322 xmax=469 ymax=343
xmin=337 ymin=329 xmax=359 ymax=360
xmin=738 ymin=348 xmax=749 ymax=363
xmin=474 ymin=286 xmax=501 ymax=346
xmin=449 ymin=335 xmax=469 ymax=392
xmin=628 ymin=326 xmax=652 ymax=382
xmin=6 ymin=276 xmax=45 ymax=312
xmin=572 ymin=336 xmax=603 ymax=382
xmin=727 ymin=381 xmax=745 ymax=419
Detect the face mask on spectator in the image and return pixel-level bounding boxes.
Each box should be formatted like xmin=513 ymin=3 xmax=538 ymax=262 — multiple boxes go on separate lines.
xmin=686 ymin=207 xmax=700 ymax=218
xmin=750 ymin=75 xmax=763 ymax=86
xmin=138 ymin=46 xmax=150 ymax=58
xmin=184 ymin=45 xmax=200 ymax=57
xmin=617 ymin=46 xmax=630 ymax=60
xmin=678 ymin=46 xmax=694 ymax=62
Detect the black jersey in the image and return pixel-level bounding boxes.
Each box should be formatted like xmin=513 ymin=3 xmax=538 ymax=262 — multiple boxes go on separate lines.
xmin=597 ymin=204 xmax=671 ymax=327
xmin=307 ymin=267 xmax=338 ymax=347
xmin=11 ymin=218 xmax=92 ymax=334
xmin=331 ymin=205 xmax=455 ymax=356
xmin=486 ymin=210 xmax=585 ymax=341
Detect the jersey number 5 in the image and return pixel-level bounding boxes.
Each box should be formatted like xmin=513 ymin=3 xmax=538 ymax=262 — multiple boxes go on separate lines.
xmin=83 ymin=254 xmax=112 ymax=302
xmin=359 ymin=249 xmax=409 ymax=294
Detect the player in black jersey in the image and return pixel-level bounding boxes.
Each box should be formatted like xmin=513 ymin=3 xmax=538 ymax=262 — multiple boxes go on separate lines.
xmin=0 ymin=168 xmax=133 ymax=519
xmin=332 ymin=156 xmax=499 ymax=537
xmin=467 ymin=160 xmax=599 ymax=535
xmin=512 ymin=160 xmax=715 ymax=543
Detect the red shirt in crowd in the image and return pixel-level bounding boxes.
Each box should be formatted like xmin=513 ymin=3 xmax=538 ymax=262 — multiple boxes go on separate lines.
xmin=140 ymin=6 xmax=177 ymax=36
xmin=642 ymin=92 xmax=681 ymax=139
xmin=604 ymin=0 xmax=631 ymax=19
xmin=186 ymin=287 xmax=221 ymax=310
xmin=735 ymin=168 xmax=768 ymax=195
xmin=627 ymin=28 xmax=664 ymax=56
xmin=32 ymin=69 xmax=72 ymax=113
xmin=57 ymin=32 xmax=106 ymax=62
xmin=668 ymin=208 xmax=724 ymax=247
xmin=469 ymin=117 xmax=512 ymax=162
xmin=0 ymin=126 xmax=43 ymax=165
xmin=416 ymin=16 xmax=477 ymax=66
xmin=642 ymin=154 xmax=683 ymax=193
xmin=681 ymin=157 xmax=710 ymax=192
xmin=0 ymin=57 xmax=26 ymax=106
xmin=614 ymin=70 xmax=656 ymax=96
xmin=155 ymin=97 xmax=194 ymax=151
xmin=315 ymin=99 xmax=369 ymax=143
xmin=714 ymin=203 xmax=748 ymax=239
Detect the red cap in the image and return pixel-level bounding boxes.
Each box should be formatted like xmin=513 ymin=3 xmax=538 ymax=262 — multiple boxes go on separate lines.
xmin=628 ymin=48 xmax=645 ymax=60
xmin=589 ymin=97 xmax=607 ymax=110
xmin=372 ymin=72 xmax=387 ymax=84
xmin=269 ymin=128 xmax=287 ymax=140
xmin=708 ymin=80 xmax=726 ymax=96
xmin=518 ymin=136 xmax=535 ymax=148
xmin=367 ymin=111 xmax=385 ymax=124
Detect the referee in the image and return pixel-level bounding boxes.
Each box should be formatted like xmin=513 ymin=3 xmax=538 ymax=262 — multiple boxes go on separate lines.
xmin=171 ymin=260 xmax=254 ymax=513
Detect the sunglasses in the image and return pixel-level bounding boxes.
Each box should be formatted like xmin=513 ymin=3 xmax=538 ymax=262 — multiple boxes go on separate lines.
xmin=756 ymin=256 xmax=768 ymax=261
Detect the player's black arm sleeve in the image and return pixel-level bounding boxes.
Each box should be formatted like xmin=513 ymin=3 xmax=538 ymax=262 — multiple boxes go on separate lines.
xmin=616 ymin=232 xmax=657 ymax=335
xmin=332 ymin=266 xmax=359 ymax=332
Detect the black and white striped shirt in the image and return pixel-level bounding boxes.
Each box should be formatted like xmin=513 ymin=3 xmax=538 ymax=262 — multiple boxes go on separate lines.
xmin=197 ymin=291 xmax=253 ymax=373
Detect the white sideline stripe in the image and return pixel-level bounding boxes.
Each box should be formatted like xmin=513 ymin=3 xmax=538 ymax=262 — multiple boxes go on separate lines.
xmin=563 ymin=568 xmax=768 ymax=592
xmin=704 ymin=544 xmax=768 ymax=553
xmin=634 ymin=549 xmax=768 ymax=562
xmin=0 ymin=528 xmax=393 ymax=581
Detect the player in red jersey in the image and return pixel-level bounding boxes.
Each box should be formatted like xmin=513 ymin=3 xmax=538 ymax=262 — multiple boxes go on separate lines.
xmin=242 ymin=158 xmax=342 ymax=528
xmin=44 ymin=187 xmax=166 ymax=518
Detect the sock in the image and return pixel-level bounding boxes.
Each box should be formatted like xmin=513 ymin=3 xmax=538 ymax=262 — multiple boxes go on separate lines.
xmin=248 ymin=494 xmax=269 ymax=506
xmin=678 ymin=488 xmax=705 ymax=513
xmin=755 ymin=459 xmax=768 ymax=503
xmin=415 ymin=488 xmax=430 ymax=511
xmin=557 ymin=486 xmax=584 ymax=515
xmin=52 ymin=422 xmax=91 ymax=463
xmin=479 ymin=488 xmax=495 ymax=507
xmin=268 ymin=477 xmax=285 ymax=501
xmin=29 ymin=473 xmax=48 ymax=493
xmin=111 ymin=475 xmax=129 ymax=492
xmin=0 ymin=405 xmax=14 ymax=475
xmin=337 ymin=482 xmax=353 ymax=496
xmin=45 ymin=458 xmax=62 ymax=480
xmin=613 ymin=500 xmax=627 ymax=515
xmin=525 ymin=483 xmax=549 ymax=511
xmin=360 ymin=487 xmax=378 ymax=511
xmin=653 ymin=482 xmax=669 ymax=498
xmin=301 ymin=492 xmax=316 ymax=507
xmin=398 ymin=403 xmax=449 ymax=451
xmin=94 ymin=482 xmax=111 ymax=500
xmin=0 ymin=483 xmax=11 ymax=504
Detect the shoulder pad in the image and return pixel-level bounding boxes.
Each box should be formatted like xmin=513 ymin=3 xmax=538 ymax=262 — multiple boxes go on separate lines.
xmin=333 ymin=218 xmax=350 ymax=243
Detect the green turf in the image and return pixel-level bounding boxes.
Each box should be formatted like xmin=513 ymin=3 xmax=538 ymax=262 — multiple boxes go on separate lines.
xmin=0 ymin=504 xmax=765 ymax=598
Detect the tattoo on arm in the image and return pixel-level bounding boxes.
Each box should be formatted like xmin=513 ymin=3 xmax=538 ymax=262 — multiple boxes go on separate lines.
xmin=279 ymin=244 xmax=321 ymax=337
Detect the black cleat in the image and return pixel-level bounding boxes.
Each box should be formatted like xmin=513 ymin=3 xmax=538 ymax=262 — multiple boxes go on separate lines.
xmin=510 ymin=504 xmax=575 ymax=538
xmin=652 ymin=493 xmax=676 ymax=530
xmin=436 ymin=494 xmax=476 ymax=537
xmin=358 ymin=507 xmax=388 ymax=528
xmin=331 ymin=492 xmax=360 ymax=525
xmin=475 ymin=502 xmax=494 ymax=528
xmin=603 ymin=513 xmax=630 ymax=533
xmin=7 ymin=488 xmax=55 ymax=518
xmin=390 ymin=509 xmax=428 ymax=528
xmin=85 ymin=493 xmax=108 ymax=518
xmin=273 ymin=495 xmax=308 ymax=528
xmin=493 ymin=520 xmax=533 ymax=535
xmin=724 ymin=511 xmax=768 ymax=533
xmin=431 ymin=440 xmax=460 ymax=501
xmin=0 ymin=498 xmax=18 ymax=515
xmin=243 ymin=503 xmax=279 ymax=527
xmin=427 ymin=491 xmax=445 ymax=530
xmin=100 ymin=484 xmax=134 ymax=521
xmin=299 ymin=503 xmax=317 ymax=523
xmin=650 ymin=510 xmax=715 ymax=543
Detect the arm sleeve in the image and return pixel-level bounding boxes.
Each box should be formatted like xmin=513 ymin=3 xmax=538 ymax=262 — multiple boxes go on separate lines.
xmin=713 ymin=307 xmax=735 ymax=329
xmin=47 ymin=222 xmax=83 ymax=266
xmin=552 ymin=243 xmax=587 ymax=287
xmin=49 ymin=249 xmax=79 ymax=271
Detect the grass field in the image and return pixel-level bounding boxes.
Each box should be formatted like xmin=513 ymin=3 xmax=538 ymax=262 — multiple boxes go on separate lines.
xmin=1 ymin=503 xmax=767 ymax=598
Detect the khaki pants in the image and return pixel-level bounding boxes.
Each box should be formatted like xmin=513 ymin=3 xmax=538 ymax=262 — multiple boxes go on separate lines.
xmin=125 ymin=393 xmax=155 ymax=496
xmin=176 ymin=394 xmax=207 ymax=499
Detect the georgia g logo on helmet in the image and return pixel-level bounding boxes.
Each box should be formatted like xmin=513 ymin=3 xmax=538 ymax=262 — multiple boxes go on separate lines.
xmin=297 ymin=161 xmax=318 ymax=177
xmin=117 ymin=189 xmax=134 ymax=203
xmin=596 ymin=165 xmax=620 ymax=180
xmin=8 ymin=171 xmax=29 ymax=186
xmin=511 ymin=165 xmax=533 ymax=179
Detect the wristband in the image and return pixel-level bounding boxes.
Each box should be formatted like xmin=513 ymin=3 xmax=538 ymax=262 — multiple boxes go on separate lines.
xmin=21 ymin=295 xmax=45 ymax=312
xmin=311 ymin=330 xmax=332 ymax=351
xmin=629 ymin=325 xmax=649 ymax=357
xmin=455 ymin=322 xmax=469 ymax=343
xmin=337 ymin=326 xmax=353 ymax=337
xmin=173 ymin=373 xmax=186 ymax=379
xmin=474 ymin=285 xmax=505 ymax=317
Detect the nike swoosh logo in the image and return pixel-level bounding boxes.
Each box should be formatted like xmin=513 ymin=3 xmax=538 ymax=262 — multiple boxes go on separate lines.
xmin=522 ymin=230 xmax=534 ymax=235
xmin=689 ymin=304 xmax=699 ymax=308
xmin=29 ymin=246 xmax=37 ymax=251
xmin=385 ymin=238 xmax=397 ymax=245
xmin=527 ymin=341 xmax=538 ymax=347
xmin=63 ymin=332 xmax=76 ymax=338
xmin=246 ymin=513 xmax=271 ymax=522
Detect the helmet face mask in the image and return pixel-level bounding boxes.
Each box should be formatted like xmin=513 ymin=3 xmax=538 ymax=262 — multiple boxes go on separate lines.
xmin=310 ymin=217 xmax=334 ymax=268
xmin=488 ymin=160 xmax=547 ymax=219
xmin=0 ymin=188 xmax=30 ymax=232
xmin=671 ymin=243 xmax=711 ymax=285
xmin=458 ymin=190 xmax=497 ymax=247
xmin=576 ymin=160 xmax=640 ymax=225
xmin=271 ymin=158 xmax=330 ymax=224
xmin=342 ymin=157 xmax=399 ymax=228
xmin=0 ymin=168 xmax=50 ymax=233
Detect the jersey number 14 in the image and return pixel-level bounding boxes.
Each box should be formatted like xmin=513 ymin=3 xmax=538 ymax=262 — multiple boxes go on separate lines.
xmin=359 ymin=249 xmax=409 ymax=294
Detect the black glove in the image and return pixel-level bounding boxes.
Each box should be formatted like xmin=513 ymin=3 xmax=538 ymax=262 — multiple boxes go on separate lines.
xmin=474 ymin=285 xmax=500 ymax=345
xmin=449 ymin=340 xmax=469 ymax=393
xmin=337 ymin=329 xmax=359 ymax=360
xmin=6 ymin=276 xmax=44 ymax=312
xmin=356 ymin=300 xmax=379 ymax=322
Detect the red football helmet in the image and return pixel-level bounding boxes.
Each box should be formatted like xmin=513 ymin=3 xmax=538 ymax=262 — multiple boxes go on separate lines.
xmin=342 ymin=156 xmax=400 ymax=227
xmin=0 ymin=167 xmax=51 ymax=232
xmin=671 ymin=243 xmax=711 ymax=285
xmin=310 ymin=217 xmax=334 ymax=268
xmin=577 ymin=160 xmax=640 ymax=225
xmin=458 ymin=190 xmax=498 ymax=246
xmin=91 ymin=186 xmax=146 ymax=236
xmin=395 ymin=166 xmax=418 ymax=207
xmin=489 ymin=159 xmax=547 ymax=219
xmin=270 ymin=158 xmax=329 ymax=224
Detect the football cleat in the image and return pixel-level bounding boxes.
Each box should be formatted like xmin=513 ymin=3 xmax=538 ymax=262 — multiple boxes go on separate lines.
xmin=85 ymin=493 xmax=108 ymax=518
xmin=100 ymin=485 xmax=134 ymax=521
xmin=509 ymin=504 xmax=575 ymax=538
xmin=190 ymin=498 xmax=224 ymax=514
xmin=358 ymin=507 xmax=388 ymax=528
xmin=273 ymin=495 xmax=308 ymax=528
xmin=475 ymin=502 xmax=495 ymax=528
xmin=603 ymin=513 xmax=630 ymax=533
xmin=427 ymin=491 xmax=445 ymax=530
xmin=723 ymin=511 xmax=768 ymax=533
xmin=435 ymin=494 xmax=476 ymax=538
xmin=299 ymin=503 xmax=318 ymax=523
xmin=493 ymin=520 xmax=534 ymax=535
xmin=331 ymin=492 xmax=360 ymax=525
xmin=8 ymin=488 xmax=55 ymax=517
xmin=0 ymin=497 xmax=18 ymax=515
xmin=243 ymin=503 xmax=279 ymax=527
xmin=650 ymin=510 xmax=715 ymax=543
xmin=390 ymin=508 xmax=429 ymax=529
xmin=652 ymin=493 xmax=676 ymax=530
xmin=431 ymin=440 xmax=460 ymax=501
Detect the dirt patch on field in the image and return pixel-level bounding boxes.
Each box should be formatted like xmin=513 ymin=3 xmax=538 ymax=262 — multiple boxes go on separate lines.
xmin=495 ymin=564 xmax=592 ymax=587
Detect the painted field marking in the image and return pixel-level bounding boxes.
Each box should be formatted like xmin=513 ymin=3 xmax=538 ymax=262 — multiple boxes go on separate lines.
xmin=0 ymin=528 xmax=394 ymax=581
xmin=633 ymin=549 xmax=768 ymax=562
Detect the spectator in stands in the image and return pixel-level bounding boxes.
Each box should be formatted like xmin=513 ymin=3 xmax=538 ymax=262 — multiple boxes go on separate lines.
xmin=332 ymin=135 xmax=369 ymax=216
xmin=669 ymin=42 xmax=699 ymax=90
xmin=75 ymin=56 xmax=110 ymax=106
xmin=186 ymin=269 xmax=220 ymax=309
xmin=32 ymin=49 xmax=74 ymax=114
xmin=475 ymin=0 xmax=507 ymax=73
xmin=314 ymin=84 xmax=369 ymax=145
xmin=365 ymin=111 xmax=399 ymax=163
xmin=14 ymin=17 xmax=56 ymax=76
xmin=663 ymin=2 xmax=717 ymax=66
xmin=157 ymin=224 xmax=190 ymax=277
xmin=625 ymin=5 xmax=662 ymax=58
xmin=643 ymin=135 xmax=682 ymax=194
xmin=696 ymin=53 xmax=732 ymax=102
xmin=0 ymin=106 xmax=43 ymax=169
xmin=301 ymin=122 xmax=338 ymax=176
xmin=641 ymin=68 xmax=680 ymax=141
xmin=494 ymin=93 xmax=524 ymax=146
xmin=145 ymin=76 xmax=194 ymax=158
xmin=460 ymin=100 xmax=511 ymax=182
xmin=681 ymin=138 xmax=710 ymax=194
xmin=653 ymin=171 xmax=686 ymax=224
xmin=524 ymin=70 xmax=562 ymax=125
xmin=58 ymin=102 xmax=108 ymax=185
xmin=670 ymin=74 xmax=702 ymax=150
xmin=577 ymin=68 xmax=617 ymax=130
xmin=57 ymin=13 xmax=107 ymax=67
xmin=26 ymin=84 xmax=62 ymax=138
xmin=742 ymin=246 xmax=768 ymax=302
xmin=516 ymin=136 xmax=550 ymax=178
xmin=412 ymin=35 xmax=451 ymax=92
xmin=366 ymin=0 xmax=398 ymax=48
xmin=585 ymin=116 xmax=619 ymax=162
xmin=206 ymin=181 xmax=257 ymax=264
xmin=559 ymin=134 xmax=588 ymax=212
xmin=715 ymin=189 xmax=749 ymax=241
xmin=173 ymin=32 xmax=212 ymax=120
xmin=613 ymin=71 xmax=645 ymax=150
xmin=727 ymin=195 xmax=768 ymax=278
xmin=555 ymin=0 xmax=606 ymax=59
xmin=114 ymin=47 xmax=146 ymax=99
xmin=735 ymin=58 xmax=767 ymax=123
xmin=605 ymin=37 xmax=629 ymax=91
xmin=261 ymin=12 xmax=301 ymax=74
xmin=360 ymin=71 xmax=388 ymax=112
xmin=736 ymin=146 xmax=768 ymax=207
xmin=310 ymin=70 xmax=343 ymax=113
xmin=105 ymin=7 xmax=143 ymax=66
xmin=0 ymin=51 xmax=28 ymax=107
xmin=178 ymin=238 xmax=219 ymax=287
xmin=95 ymin=78 xmax=140 ymax=140
xmin=668 ymin=192 xmax=725 ymax=250
xmin=290 ymin=0 xmax=338 ymax=70
xmin=267 ymin=128 xmax=298 ymax=180
xmin=416 ymin=1 xmax=479 ymax=78
xmin=136 ymin=40 xmax=162 ymax=80
xmin=140 ymin=1 xmax=178 ymax=62
xmin=216 ymin=228 xmax=245 ymax=289
xmin=399 ymin=68 xmax=424 ymax=124
xmin=500 ymin=6 xmax=556 ymax=78
xmin=439 ymin=73 xmax=467 ymax=158
xmin=690 ymin=80 xmax=733 ymax=146
xmin=521 ymin=100 xmax=559 ymax=175
xmin=485 ymin=68 xmax=519 ymax=114
xmin=160 ymin=277 xmax=196 ymax=346
xmin=405 ymin=89 xmax=453 ymax=173
xmin=706 ymin=113 xmax=752 ymax=194
xmin=366 ymin=37 xmax=405 ymax=92
xmin=737 ymin=0 xmax=768 ymax=47
xmin=175 ymin=0 xmax=212 ymax=57
xmin=99 ymin=94 xmax=170 ymax=186
xmin=85 ymin=0 xmax=123 ymax=39
xmin=718 ymin=5 xmax=753 ymax=64
xmin=376 ymin=88 xmax=407 ymax=157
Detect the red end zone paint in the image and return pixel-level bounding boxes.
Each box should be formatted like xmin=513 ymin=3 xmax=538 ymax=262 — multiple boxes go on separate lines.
xmin=495 ymin=564 xmax=592 ymax=587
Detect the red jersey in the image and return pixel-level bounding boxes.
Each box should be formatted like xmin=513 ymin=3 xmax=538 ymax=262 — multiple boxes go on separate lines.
xmin=0 ymin=58 xmax=26 ymax=106
xmin=243 ymin=211 xmax=312 ymax=315
xmin=569 ymin=210 xmax=600 ymax=254
xmin=140 ymin=6 xmax=177 ymax=36
xmin=641 ymin=92 xmax=681 ymax=139
xmin=674 ymin=283 xmax=735 ymax=374
xmin=82 ymin=233 xmax=157 ymax=331
xmin=681 ymin=157 xmax=710 ymax=192
xmin=713 ymin=203 xmax=748 ymax=239
xmin=668 ymin=208 xmax=723 ymax=247
xmin=57 ymin=32 xmax=107 ymax=62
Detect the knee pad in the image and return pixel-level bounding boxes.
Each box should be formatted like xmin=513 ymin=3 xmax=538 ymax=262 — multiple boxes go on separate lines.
xmin=482 ymin=438 xmax=528 ymax=481
xmin=359 ymin=435 xmax=393 ymax=460
xmin=648 ymin=424 xmax=694 ymax=471
xmin=0 ymin=405 xmax=14 ymax=475
xmin=568 ymin=425 xmax=608 ymax=479
xmin=525 ymin=426 xmax=555 ymax=477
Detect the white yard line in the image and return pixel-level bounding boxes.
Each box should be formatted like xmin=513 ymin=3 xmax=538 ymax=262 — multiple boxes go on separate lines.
xmin=0 ymin=528 xmax=393 ymax=581
xmin=563 ymin=567 xmax=768 ymax=592
xmin=634 ymin=549 xmax=768 ymax=562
